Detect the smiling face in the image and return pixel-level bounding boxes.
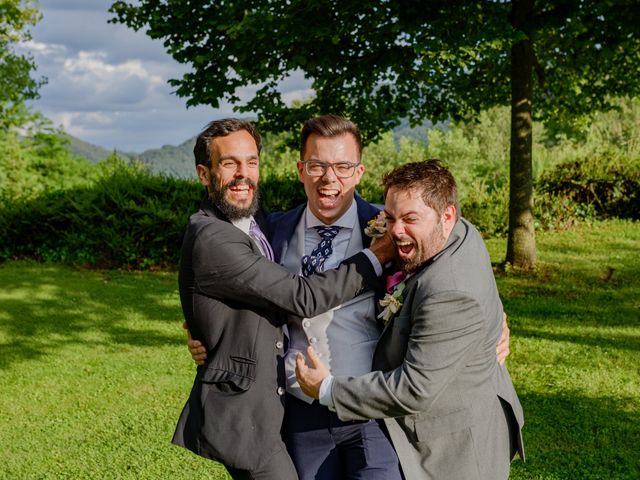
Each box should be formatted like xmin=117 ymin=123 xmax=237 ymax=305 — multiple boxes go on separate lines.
xmin=384 ymin=186 xmax=456 ymax=273
xmin=297 ymin=133 xmax=365 ymax=225
xmin=196 ymin=129 xmax=260 ymax=219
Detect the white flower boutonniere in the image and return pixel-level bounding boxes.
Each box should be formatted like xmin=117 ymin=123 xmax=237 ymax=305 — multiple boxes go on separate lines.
xmin=378 ymin=281 xmax=405 ymax=324
xmin=364 ymin=211 xmax=387 ymax=238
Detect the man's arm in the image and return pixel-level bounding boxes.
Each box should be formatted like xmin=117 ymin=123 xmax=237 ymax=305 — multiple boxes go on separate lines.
xmin=190 ymin=288 xmax=510 ymax=368
xmin=191 ymin=222 xmax=392 ymax=319
xmin=298 ymin=290 xmax=486 ymax=420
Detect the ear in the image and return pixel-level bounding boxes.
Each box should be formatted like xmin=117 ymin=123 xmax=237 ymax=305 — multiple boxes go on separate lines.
xmin=196 ymin=164 xmax=211 ymax=187
xmin=296 ymin=161 xmax=304 ymax=183
xmin=353 ymin=163 xmax=365 ymax=184
xmin=442 ymin=204 xmax=457 ymax=237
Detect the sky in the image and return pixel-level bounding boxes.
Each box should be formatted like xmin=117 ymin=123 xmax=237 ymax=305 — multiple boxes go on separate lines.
xmin=23 ymin=0 xmax=312 ymax=152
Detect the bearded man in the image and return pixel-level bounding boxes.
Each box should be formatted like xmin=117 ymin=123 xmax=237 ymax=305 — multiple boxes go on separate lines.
xmin=296 ymin=159 xmax=525 ymax=479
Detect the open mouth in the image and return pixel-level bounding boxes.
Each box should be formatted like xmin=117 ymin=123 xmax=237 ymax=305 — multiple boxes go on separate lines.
xmin=227 ymin=184 xmax=253 ymax=202
xmin=317 ymin=187 xmax=340 ymax=205
xmin=395 ymin=240 xmax=415 ymax=257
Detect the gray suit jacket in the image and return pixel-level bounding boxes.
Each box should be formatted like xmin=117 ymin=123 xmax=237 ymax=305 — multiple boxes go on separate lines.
xmin=330 ymin=218 xmax=525 ymax=479
xmin=172 ymin=199 xmax=380 ymax=471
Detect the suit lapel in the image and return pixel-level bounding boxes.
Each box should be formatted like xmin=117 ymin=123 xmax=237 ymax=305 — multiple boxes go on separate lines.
xmin=266 ymin=203 xmax=305 ymax=263
xmin=355 ymin=194 xmax=382 ymax=249
xmin=200 ymin=197 xmax=229 ymax=223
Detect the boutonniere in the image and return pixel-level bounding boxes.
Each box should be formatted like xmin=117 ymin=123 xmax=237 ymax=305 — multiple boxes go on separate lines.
xmin=364 ymin=211 xmax=387 ymax=239
xmin=378 ymin=281 xmax=405 ymax=324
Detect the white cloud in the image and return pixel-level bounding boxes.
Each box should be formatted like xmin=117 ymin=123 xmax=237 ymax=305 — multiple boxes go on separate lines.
xmin=20 ymin=40 xmax=66 ymax=56
xmin=24 ymin=1 xmax=315 ymax=152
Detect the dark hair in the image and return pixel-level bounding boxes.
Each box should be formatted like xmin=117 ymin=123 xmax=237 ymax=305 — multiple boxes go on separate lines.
xmin=300 ymin=115 xmax=363 ymax=159
xmin=382 ymin=159 xmax=461 ymax=220
xmin=193 ymin=118 xmax=262 ymax=167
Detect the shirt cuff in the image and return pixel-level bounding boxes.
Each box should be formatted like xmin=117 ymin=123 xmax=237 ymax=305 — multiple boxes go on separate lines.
xmin=363 ymin=249 xmax=383 ymax=276
xmin=319 ymin=374 xmax=336 ymax=411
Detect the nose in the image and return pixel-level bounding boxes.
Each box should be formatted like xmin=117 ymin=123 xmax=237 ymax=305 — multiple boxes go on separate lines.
xmin=388 ymin=220 xmax=404 ymax=238
xmin=235 ymin=161 xmax=248 ymax=178
xmin=321 ymin=164 xmax=338 ymax=181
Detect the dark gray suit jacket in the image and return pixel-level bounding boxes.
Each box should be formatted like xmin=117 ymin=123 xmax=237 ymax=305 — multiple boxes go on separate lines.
xmin=330 ymin=218 xmax=525 ymax=479
xmin=172 ymin=199 xmax=379 ymax=471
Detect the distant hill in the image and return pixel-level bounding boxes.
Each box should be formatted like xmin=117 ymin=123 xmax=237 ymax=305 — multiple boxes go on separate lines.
xmin=62 ymin=133 xmax=196 ymax=178
xmin=63 ymin=134 xmax=135 ymax=164
xmin=134 ymin=136 xmax=196 ymax=179
xmin=63 ymin=119 xmax=439 ymax=179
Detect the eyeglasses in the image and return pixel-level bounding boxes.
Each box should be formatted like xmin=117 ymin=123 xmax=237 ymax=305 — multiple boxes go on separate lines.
xmin=301 ymin=160 xmax=361 ymax=179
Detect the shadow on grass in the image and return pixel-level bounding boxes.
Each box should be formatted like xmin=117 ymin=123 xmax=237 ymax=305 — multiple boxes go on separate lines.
xmin=515 ymin=327 xmax=640 ymax=352
xmin=496 ymin=253 xmax=640 ymax=330
xmin=0 ymin=263 xmax=182 ymax=369
xmin=512 ymin=390 xmax=640 ymax=479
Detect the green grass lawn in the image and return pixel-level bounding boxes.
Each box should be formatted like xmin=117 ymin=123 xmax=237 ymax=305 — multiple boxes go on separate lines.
xmin=1 ymin=219 xmax=638 ymax=479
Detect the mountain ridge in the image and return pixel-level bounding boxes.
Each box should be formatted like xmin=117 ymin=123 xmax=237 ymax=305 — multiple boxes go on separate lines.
xmin=64 ymin=119 xmax=433 ymax=179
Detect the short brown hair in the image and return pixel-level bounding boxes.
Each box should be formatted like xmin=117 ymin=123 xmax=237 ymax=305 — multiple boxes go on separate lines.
xmin=382 ymin=159 xmax=461 ymax=220
xmin=300 ymin=115 xmax=363 ymax=160
xmin=194 ymin=118 xmax=262 ymax=167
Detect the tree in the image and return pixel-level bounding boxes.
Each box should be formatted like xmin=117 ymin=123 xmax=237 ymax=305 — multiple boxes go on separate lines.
xmin=0 ymin=0 xmax=43 ymax=130
xmin=111 ymin=0 xmax=640 ymax=268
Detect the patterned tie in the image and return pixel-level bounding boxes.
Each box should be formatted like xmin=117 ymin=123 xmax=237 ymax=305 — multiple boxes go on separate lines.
xmin=301 ymin=226 xmax=342 ymax=277
xmin=249 ymin=219 xmax=274 ymax=261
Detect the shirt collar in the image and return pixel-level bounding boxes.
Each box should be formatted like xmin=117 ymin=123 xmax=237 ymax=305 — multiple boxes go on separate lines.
xmin=304 ymin=197 xmax=357 ymax=230
xmin=231 ymin=216 xmax=253 ymax=235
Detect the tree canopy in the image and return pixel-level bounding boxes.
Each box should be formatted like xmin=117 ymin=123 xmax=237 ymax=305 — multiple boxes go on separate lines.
xmin=0 ymin=0 xmax=43 ymax=130
xmin=110 ymin=0 xmax=640 ymax=267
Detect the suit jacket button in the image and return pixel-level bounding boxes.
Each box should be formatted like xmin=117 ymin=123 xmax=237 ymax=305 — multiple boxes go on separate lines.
xmin=277 ymin=387 xmax=285 ymax=396
xmin=309 ymin=337 xmax=317 ymax=344
xmin=302 ymin=320 xmax=311 ymax=328
xmin=276 ymin=341 xmax=284 ymax=349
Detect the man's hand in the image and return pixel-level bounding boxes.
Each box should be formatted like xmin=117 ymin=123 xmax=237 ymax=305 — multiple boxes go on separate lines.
xmin=369 ymin=232 xmax=397 ymax=264
xmin=496 ymin=313 xmax=510 ymax=366
xmin=295 ymin=346 xmax=330 ymax=400
xmin=183 ymin=321 xmax=207 ymax=366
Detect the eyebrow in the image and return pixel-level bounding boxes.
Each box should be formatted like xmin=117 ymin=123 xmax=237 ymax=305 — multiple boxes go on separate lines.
xmin=306 ymin=158 xmax=355 ymax=163
xmin=384 ymin=210 xmax=419 ymax=218
xmin=218 ymin=154 xmax=259 ymax=161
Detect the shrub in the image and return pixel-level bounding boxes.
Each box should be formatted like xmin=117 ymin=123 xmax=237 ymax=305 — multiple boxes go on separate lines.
xmin=1 ymin=158 xmax=202 ymax=269
xmin=537 ymin=155 xmax=640 ymax=226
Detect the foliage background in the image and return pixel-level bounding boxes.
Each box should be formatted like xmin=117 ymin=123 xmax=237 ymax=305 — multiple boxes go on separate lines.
xmin=1 ymin=98 xmax=639 ymax=269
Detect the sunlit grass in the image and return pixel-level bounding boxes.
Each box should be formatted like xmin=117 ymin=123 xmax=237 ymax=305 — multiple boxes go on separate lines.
xmin=0 ymin=219 xmax=638 ymax=479
xmin=487 ymin=219 xmax=640 ymax=479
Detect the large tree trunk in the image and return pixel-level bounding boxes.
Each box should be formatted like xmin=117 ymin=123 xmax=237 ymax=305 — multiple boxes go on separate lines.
xmin=507 ymin=0 xmax=536 ymax=269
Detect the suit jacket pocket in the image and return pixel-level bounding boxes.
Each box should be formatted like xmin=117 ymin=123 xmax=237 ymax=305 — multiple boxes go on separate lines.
xmin=200 ymin=355 xmax=256 ymax=392
xmin=414 ymin=407 xmax=475 ymax=441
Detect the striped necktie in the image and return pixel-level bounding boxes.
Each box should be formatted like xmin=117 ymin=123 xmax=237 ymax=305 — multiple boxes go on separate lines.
xmin=249 ymin=219 xmax=274 ymax=261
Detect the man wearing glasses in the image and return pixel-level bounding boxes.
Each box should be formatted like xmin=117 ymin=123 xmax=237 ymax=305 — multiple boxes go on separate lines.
xmin=264 ymin=115 xmax=403 ymax=479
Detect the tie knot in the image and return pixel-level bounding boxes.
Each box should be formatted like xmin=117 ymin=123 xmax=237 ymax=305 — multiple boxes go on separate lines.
xmin=386 ymin=270 xmax=407 ymax=292
xmin=314 ymin=225 xmax=341 ymax=240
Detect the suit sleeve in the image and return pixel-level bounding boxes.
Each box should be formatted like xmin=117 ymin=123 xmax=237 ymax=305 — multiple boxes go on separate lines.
xmin=330 ymin=290 xmax=485 ymax=420
xmin=192 ymin=222 xmax=379 ymax=318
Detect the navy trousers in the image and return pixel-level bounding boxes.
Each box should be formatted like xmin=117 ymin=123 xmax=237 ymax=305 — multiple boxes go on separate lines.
xmin=225 ymin=445 xmax=298 ymax=480
xmin=283 ymin=394 xmax=403 ymax=480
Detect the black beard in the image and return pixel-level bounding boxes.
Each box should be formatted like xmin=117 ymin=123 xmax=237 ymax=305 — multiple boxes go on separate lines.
xmin=210 ymin=178 xmax=260 ymax=220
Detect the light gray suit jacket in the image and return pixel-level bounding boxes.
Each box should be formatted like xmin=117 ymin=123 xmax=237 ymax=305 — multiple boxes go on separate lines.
xmin=330 ymin=218 xmax=524 ymax=479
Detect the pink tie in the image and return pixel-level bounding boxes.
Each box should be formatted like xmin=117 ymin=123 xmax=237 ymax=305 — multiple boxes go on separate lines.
xmin=386 ymin=271 xmax=407 ymax=293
